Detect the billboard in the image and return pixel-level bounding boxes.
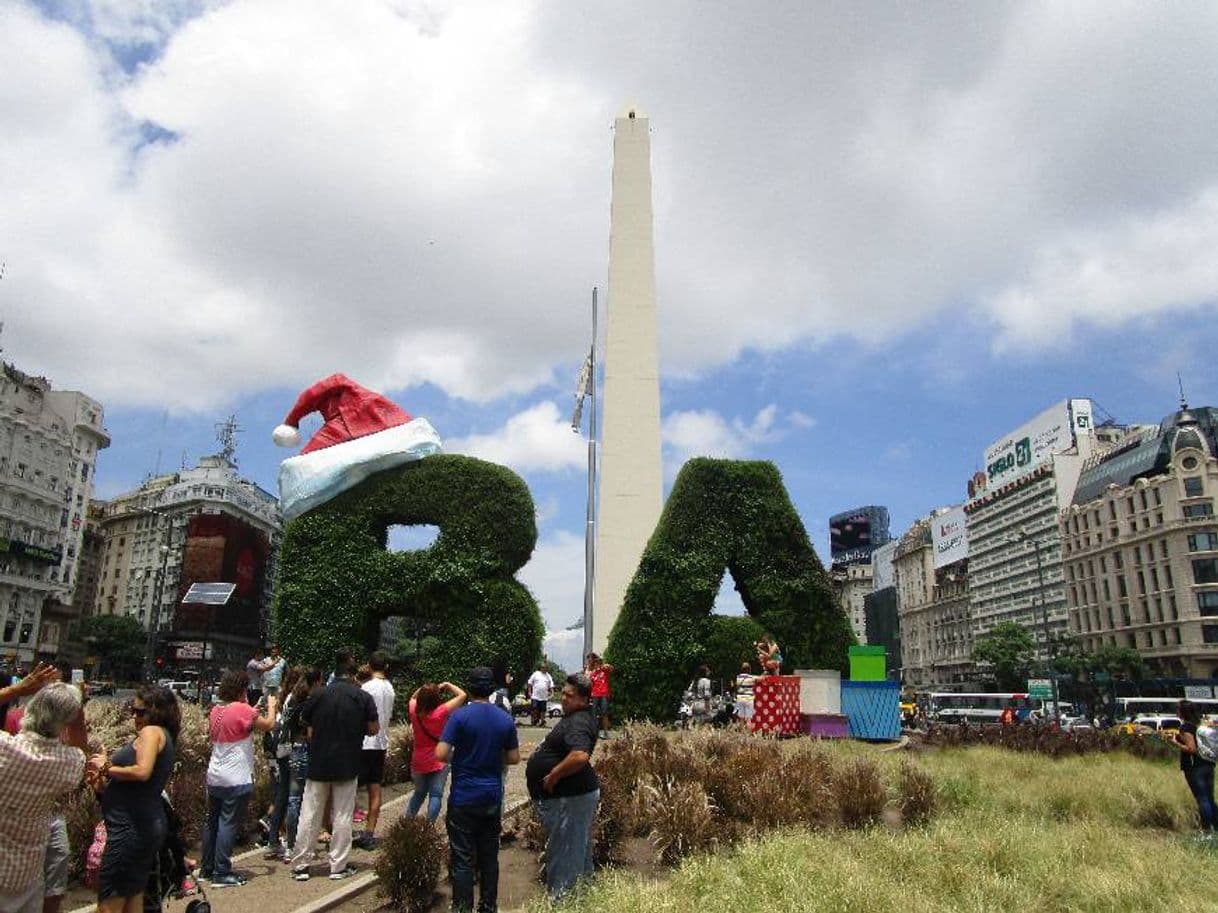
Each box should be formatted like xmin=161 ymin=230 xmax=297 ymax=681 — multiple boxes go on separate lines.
xmin=931 ymin=505 xmax=969 ymax=568
xmin=983 ymin=399 xmax=1092 ymax=488
xmin=830 ymin=513 xmax=871 ymax=568
xmin=871 ymin=540 xmax=897 ymax=591
xmin=174 ymin=514 xmax=269 ymax=638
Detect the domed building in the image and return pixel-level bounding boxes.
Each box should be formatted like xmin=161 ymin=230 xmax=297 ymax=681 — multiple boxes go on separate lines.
xmin=1062 ymin=404 xmax=1218 ymax=679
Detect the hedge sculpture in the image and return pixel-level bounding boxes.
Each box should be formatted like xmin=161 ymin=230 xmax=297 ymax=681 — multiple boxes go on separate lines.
xmin=273 ymin=454 xmax=544 ymax=683
xmin=605 ymin=458 xmax=854 ymax=720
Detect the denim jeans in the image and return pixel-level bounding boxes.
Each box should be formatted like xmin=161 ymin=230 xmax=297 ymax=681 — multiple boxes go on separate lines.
xmin=446 ymin=802 xmax=501 ymax=913
xmin=266 ymin=755 xmax=292 ymax=846
xmin=201 ymin=783 xmax=253 ymax=878
xmin=283 ymin=744 xmax=309 ymax=850
xmin=534 ymin=790 xmax=599 ymax=899
xmin=407 ymin=767 xmax=449 ymax=822
xmin=1185 ymin=762 xmax=1217 ymax=831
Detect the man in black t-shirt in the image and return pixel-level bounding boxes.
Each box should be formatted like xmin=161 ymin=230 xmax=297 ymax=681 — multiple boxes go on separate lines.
xmin=526 ymin=673 xmax=600 ymax=899
xmin=290 ymin=649 xmax=379 ymax=882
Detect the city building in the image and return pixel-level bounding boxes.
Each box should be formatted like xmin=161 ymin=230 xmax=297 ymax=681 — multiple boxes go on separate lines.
xmin=831 ymin=561 xmax=873 ymax=643
xmin=592 ymin=107 xmax=664 ymax=655
xmin=864 ymin=540 xmax=899 ymax=671
xmin=894 ymin=510 xmax=974 ymax=688
xmin=828 ymin=505 xmax=891 ymax=569
xmin=1062 ymin=405 xmax=1218 ymax=678
xmin=0 ymin=362 xmax=109 ymax=666
xmin=96 ymin=431 xmax=280 ymax=674
xmin=964 ymin=399 xmax=1099 ymax=664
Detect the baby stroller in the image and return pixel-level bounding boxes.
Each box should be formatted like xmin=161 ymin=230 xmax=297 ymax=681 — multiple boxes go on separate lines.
xmin=144 ymin=792 xmax=208 ymax=913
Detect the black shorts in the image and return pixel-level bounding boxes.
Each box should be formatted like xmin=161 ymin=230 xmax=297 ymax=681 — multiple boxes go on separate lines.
xmin=359 ymin=749 xmax=386 ymax=786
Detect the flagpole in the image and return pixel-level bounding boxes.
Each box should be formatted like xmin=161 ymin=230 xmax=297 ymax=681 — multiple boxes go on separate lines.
xmin=583 ymin=288 xmax=598 ymax=660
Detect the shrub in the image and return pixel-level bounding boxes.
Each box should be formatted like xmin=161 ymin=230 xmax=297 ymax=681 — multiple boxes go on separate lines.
xmin=919 ymin=723 xmax=1177 ymax=762
xmin=375 ymin=816 xmax=445 ymax=913
xmin=62 ymin=787 xmax=101 ymax=882
xmin=605 ymin=458 xmax=854 ymax=721
xmin=274 ymin=454 xmax=544 ymax=686
xmin=383 ymin=724 xmax=414 ymax=787
xmin=832 ymin=759 xmax=887 ymax=829
xmin=166 ymin=764 xmax=210 ymax=849
xmin=641 ymin=776 xmax=718 ymax=865
xmin=897 ymin=762 xmax=938 ymax=827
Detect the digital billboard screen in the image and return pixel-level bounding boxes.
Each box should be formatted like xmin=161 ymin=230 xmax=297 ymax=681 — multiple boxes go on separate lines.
xmin=830 ymin=512 xmax=873 ymax=567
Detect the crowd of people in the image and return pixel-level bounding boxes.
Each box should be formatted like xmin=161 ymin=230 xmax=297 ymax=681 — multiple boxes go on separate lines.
xmin=0 ymin=648 xmax=615 ymax=913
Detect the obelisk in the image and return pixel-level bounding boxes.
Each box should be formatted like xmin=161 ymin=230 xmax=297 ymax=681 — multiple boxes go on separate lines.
xmin=593 ymin=108 xmax=663 ymax=655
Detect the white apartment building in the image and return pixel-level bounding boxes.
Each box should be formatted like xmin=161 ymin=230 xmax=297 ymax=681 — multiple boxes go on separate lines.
xmin=965 ymin=400 xmax=1098 ymax=663
xmin=0 ymin=363 xmax=108 ymax=665
xmin=831 ymin=562 xmax=873 ymax=643
xmin=895 ymin=511 xmax=972 ymax=686
xmin=1063 ymin=407 xmax=1218 ymax=678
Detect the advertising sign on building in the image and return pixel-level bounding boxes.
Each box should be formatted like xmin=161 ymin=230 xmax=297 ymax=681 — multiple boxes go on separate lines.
xmin=871 ymin=540 xmax=898 ymax=591
xmin=931 ymin=505 xmax=969 ymax=568
xmin=983 ymin=399 xmax=1092 ymax=488
xmin=829 ymin=506 xmax=890 ymax=569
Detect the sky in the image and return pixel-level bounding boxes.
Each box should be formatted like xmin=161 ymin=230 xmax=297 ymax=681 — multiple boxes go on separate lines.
xmin=4 ymin=1 xmax=1218 ymax=672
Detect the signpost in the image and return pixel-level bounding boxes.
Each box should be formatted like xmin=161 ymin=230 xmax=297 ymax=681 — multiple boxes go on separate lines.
xmin=1027 ymin=679 xmax=1053 ymax=699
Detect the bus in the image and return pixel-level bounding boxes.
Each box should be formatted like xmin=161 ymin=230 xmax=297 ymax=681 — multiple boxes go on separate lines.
xmin=1114 ymin=696 xmax=1218 ymax=722
xmin=927 ymin=692 xmax=1073 ymax=725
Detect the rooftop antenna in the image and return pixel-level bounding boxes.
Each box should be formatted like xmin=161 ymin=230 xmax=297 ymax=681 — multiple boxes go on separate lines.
xmin=215 ymin=414 xmax=242 ymax=466
xmin=1177 ymin=373 xmax=1189 ymax=410
xmin=181 ymin=450 xmax=189 ymax=471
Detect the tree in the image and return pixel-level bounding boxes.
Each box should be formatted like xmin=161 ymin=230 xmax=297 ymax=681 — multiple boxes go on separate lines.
xmin=702 ymin=614 xmax=767 ymax=685
xmin=1088 ymin=643 xmax=1145 ymax=680
xmin=972 ymin=622 xmax=1035 ymax=691
xmin=76 ymin=614 xmax=146 ymax=681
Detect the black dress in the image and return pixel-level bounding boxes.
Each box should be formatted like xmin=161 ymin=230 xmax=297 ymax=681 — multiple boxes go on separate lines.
xmin=99 ymin=728 xmax=176 ymax=900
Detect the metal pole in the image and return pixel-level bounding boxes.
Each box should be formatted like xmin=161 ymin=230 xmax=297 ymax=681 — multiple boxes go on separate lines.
xmin=583 ymin=287 xmax=598 ymax=660
xmin=1032 ymin=537 xmax=1060 ymax=722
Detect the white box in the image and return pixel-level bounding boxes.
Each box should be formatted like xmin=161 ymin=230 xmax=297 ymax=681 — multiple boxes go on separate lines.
xmin=796 ymin=669 xmax=841 ymax=715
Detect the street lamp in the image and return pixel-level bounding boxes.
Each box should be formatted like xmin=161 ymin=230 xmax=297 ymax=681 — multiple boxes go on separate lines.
xmin=1019 ymin=527 xmax=1060 ymax=723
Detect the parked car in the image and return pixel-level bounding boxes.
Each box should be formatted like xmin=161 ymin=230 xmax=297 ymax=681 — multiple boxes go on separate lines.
xmin=1116 ymin=715 xmax=1182 ymax=737
xmin=164 ymin=680 xmax=201 ymax=702
xmin=90 ymin=680 xmax=116 ymax=696
xmin=547 ymin=700 xmax=563 ymax=718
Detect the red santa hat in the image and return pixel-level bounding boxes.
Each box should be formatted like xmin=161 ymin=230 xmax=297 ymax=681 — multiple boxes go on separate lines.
xmin=273 ymin=373 xmax=413 ymax=454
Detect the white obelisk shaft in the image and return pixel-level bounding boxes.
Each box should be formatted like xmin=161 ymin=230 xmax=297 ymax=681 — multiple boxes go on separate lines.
xmin=593 ymin=110 xmax=663 ymax=655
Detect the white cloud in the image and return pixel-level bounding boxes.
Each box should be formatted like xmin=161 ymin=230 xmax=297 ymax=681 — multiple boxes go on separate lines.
xmin=518 ymin=528 xmax=586 ymax=631
xmin=661 ymin=403 xmax=818 ymax=477
xmin=447 ymin=401 xmax=585 ymax=473
xmin=4 ymin=3 xmax=1218 ymax=411
xmin=542 ymin=628 xmax=584 ymax=676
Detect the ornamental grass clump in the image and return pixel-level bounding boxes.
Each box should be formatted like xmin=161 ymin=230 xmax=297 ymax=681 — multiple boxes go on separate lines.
xmin=832 ymin=758 xmax=887 ymax=829
xmin=375 ymin=816 xmax=445 ymax=913
xmin=896 ymin=762 xmax=937 ymax=827
xmin=641 ymin=776 xmax=718 ymax=865
xmin=383 ymin=724 xmax=414 ymax=787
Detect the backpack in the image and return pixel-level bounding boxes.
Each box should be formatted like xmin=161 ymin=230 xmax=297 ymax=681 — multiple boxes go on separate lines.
xmin=1195 ymin=725 xmax=1218 ymax=763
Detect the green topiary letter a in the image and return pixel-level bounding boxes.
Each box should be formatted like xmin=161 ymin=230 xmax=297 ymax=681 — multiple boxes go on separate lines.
xmin=605 ymin=458 xmax=854 ymax=720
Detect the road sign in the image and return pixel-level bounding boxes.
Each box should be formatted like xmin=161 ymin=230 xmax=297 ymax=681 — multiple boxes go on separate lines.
xmin=1027 ymin=678 xmax=1053 ymax=699
xmin=172 ymin=642 xmax=213 ymax=660
xmin=1185 ymin=685 xmax=1214 ymax=700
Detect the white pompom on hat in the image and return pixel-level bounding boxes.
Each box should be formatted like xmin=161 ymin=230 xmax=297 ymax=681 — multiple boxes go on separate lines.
xmin=273 ymin=424 xmax=301 ymax=448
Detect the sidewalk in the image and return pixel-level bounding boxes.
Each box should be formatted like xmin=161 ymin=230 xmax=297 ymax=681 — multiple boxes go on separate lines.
xmin=73 ymin=728 xmax=547 ymax=913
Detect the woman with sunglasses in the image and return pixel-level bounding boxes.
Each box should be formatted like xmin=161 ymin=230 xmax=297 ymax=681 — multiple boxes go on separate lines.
xmin=90 ymin=685 xmax=180 ymax=913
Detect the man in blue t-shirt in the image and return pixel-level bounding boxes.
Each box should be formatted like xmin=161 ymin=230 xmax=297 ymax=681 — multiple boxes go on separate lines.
xmin=436 ymin=666 xmax=520 ymax=913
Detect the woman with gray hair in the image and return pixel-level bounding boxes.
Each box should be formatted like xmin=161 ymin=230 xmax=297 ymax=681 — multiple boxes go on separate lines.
xmin=0 ymin=676 xmax=89 ymax=913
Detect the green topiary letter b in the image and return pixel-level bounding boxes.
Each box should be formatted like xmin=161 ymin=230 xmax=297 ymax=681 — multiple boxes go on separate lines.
xmin=273 ymin=454 xmax=544 ymax=682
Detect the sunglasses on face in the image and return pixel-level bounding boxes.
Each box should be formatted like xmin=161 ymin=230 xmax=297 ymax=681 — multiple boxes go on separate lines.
xmin=132 ymin=706 xmax=148 ymax=716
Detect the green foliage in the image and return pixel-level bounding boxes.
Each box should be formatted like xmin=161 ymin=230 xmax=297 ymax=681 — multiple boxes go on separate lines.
xmin=1088 ymin=643 xmax=1145 ymax=679
xmin=702 ymin=615 xmax=767 ymax=681
xmin=972 ymin=621 xmax=1035 ymax=690
xmin=605 ymin=459 xmax=854 ymax=721
xmin=75 ymin=614 xmax=146 ymax=680
xmin=273 ymin=454 xmax=544 ymax=690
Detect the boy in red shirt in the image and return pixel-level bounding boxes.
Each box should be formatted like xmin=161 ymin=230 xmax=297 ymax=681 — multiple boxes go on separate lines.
xmin=584 ymin=654 xmax=614 ymax=740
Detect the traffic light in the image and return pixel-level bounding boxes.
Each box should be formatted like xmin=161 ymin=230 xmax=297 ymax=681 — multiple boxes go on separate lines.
xmin=156 ymin=657 xmax=165 ymax=668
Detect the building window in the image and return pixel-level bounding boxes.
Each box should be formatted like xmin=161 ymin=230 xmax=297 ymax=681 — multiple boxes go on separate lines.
xmin=1204 ymin=625 xmax=1218 ymax=645
xmin=1175 ymin=627 xmax=1182 ymax=644
xmin=1151 ymin=568 xmax=1160 ymax=591
xmin=1166 ymin=565 xmax=1175 ymax=589
xmin=1159 ymin=629 xmax=1167 ymax=646
xmin=1161 ymin=540 xmax=1170 ymax=559
xmin=1195 ymin=559 xmax=1218 ymax=585
xmin=1185 ymin=504 xmax=1215 ymax=520
xmin=1170 ymin=594 xmax=1178 ymax=620
xmin=1190 ymin=532 xmax=1218 ymax=552
xmin=1127 ymin=496 xmax=1136 ymax=515
xmin=1118 ymin=576 xmax=1128 ymax=598
xmin=1154 ymin=488 xmax=1162 ymax=507
xmin=1185 ymin=477 xmax=1205 ymax=498
xmin=1137 ymin=571 xmax=1146 ymax=595
xmin=1100 ymin=555 xmax=1108 ymax=573
xmin=1109 ymin=501 xmax=1117 ymax=520
xmin=1140 ymin=490 xmax=1149 ymax=511
xmin=1121 ymin=604 xmax=1131 ymax=627
xmin=1114 ymin=551 xmax=1124 ymax=570
xmin=1103 ymin=579 xmax=1111 ymax=600
xmin=1199 ymin=592 xmax=1218 ymax=617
